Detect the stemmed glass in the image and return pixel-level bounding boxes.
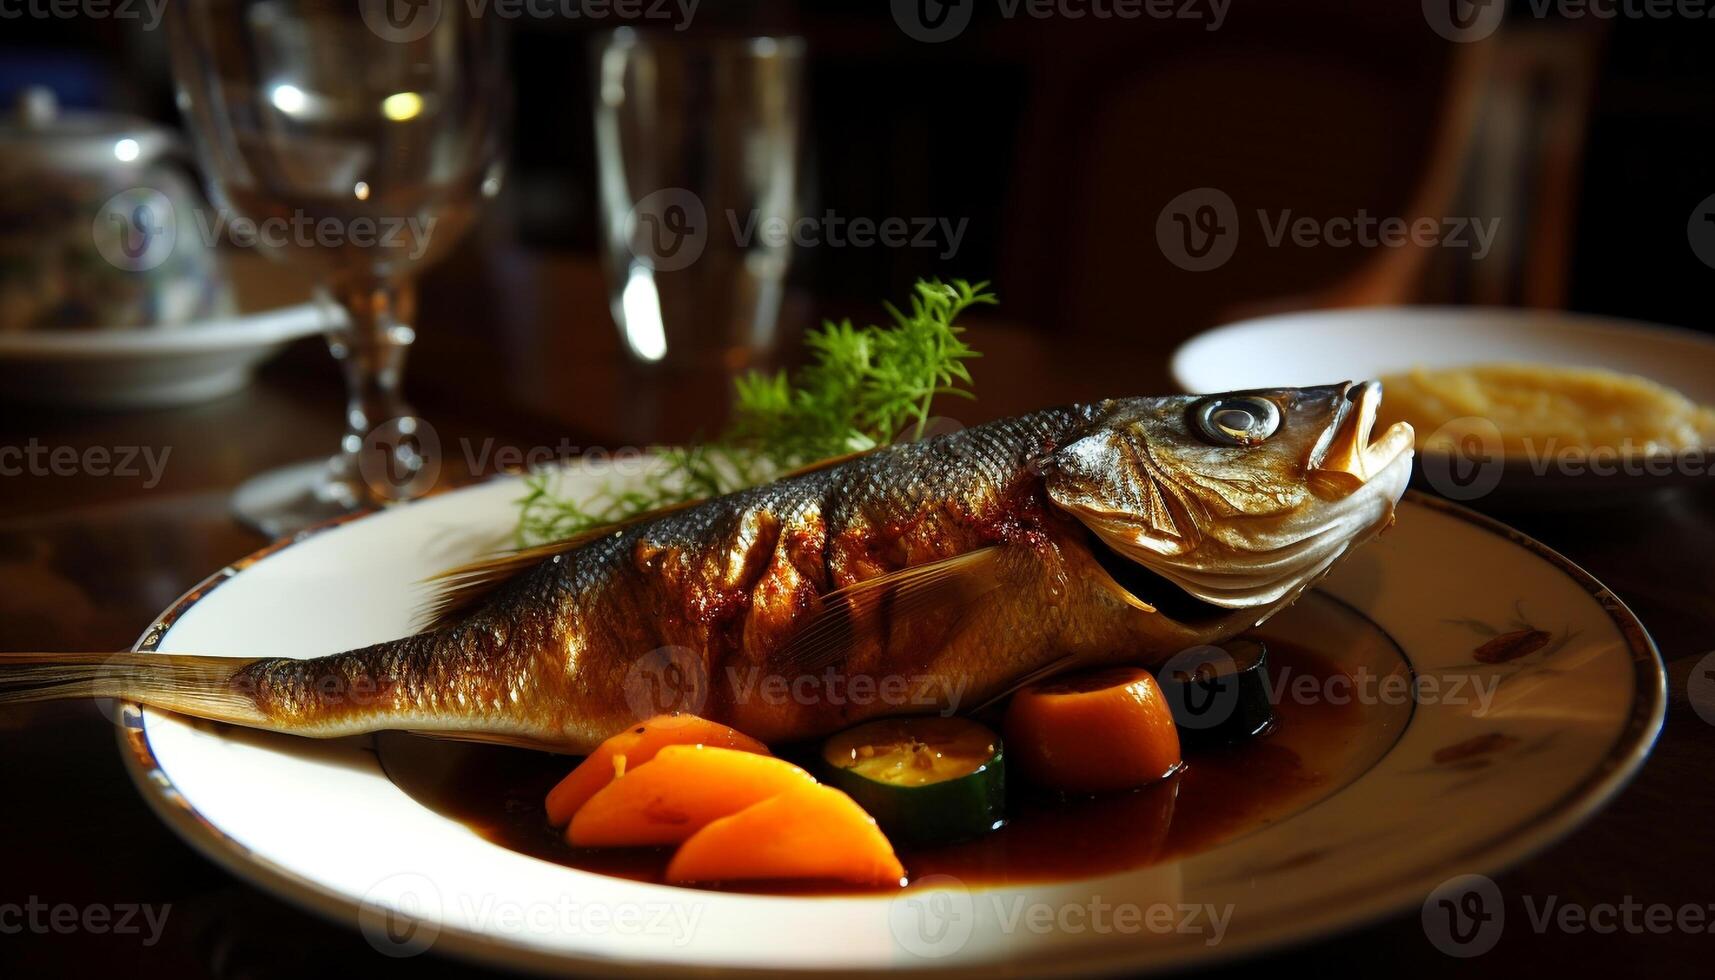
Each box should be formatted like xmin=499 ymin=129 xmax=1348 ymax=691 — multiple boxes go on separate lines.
xmin=166 ymin=0 xmax=509 ymax=536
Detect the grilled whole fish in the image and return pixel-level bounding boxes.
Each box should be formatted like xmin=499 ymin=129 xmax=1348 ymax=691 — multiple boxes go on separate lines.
xmin=0 ymin=383 xmax=1413 ymax=752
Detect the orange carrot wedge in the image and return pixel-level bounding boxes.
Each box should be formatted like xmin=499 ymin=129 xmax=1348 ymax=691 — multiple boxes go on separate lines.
xmin=1004 ymin=666 xmax=1181 ymax=794
xmin=666 ymin=784 xmax=906 ymax=886
xmin=546 ymin=714 xmax=768 ymax=827
xmin=568 ymin=746 xmax=817 ymax=847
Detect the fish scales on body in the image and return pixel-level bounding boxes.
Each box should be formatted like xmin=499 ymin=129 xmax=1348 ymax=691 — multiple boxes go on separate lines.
xmin=0 ymin=385 xmax=1414 ymax=753
xmin=522 ymin=405 xmax=1095 ymax=745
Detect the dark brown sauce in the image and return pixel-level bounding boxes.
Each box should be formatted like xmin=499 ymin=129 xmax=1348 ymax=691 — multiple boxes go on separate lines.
xmin=378 ymin=640 xmax=1369 ymax=894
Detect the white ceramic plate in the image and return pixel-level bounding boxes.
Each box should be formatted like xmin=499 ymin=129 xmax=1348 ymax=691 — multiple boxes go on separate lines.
xmin=0 ymin=302 xmax=333 ymax=409
xmin=119 ymin=466 xmax=1663 ymax=976
xmin=1171 ymin=307 xmax=1715 ymax=501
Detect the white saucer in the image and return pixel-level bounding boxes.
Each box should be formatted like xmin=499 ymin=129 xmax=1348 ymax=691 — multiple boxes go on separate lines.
xmin=0 ymin=302 xmax=335 ymax=409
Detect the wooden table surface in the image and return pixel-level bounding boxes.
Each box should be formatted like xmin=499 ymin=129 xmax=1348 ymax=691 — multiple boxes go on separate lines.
xmin=2 ymin=253 xmax=1711 ymax=978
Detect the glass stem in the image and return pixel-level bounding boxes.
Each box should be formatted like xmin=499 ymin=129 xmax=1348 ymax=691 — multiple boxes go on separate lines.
xmin=324 ymin=277 xmax=418 ymax=507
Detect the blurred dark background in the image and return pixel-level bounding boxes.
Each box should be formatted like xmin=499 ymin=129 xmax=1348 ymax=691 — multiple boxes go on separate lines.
xmin=6 ymin=6 xmax=1715 ymax=980
xmin=7 ymin=0 xmax=1712 ymax=352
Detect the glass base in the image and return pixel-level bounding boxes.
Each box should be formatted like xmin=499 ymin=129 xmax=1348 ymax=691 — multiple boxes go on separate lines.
xmin=229 ymin=458 xmax=365 ymax=539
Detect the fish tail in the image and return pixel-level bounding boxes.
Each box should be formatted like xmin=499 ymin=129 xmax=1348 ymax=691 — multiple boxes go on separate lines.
xmin=0 ymin=632 xmax=568 ymax=748
xmin=0 ymin=652 xmax=272 ymax=726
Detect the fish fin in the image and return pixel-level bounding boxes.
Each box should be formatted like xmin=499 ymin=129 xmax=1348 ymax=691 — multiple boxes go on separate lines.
xmin=424 ymin=451 xmax=881 ymax=631
xmin=0 ymin=652 xmax=269 ymax=725
xmin=419 ymin=498 xmax=702 ymax=630
xmin=419 ymin=540 xmax=587 ymax=630
xmin=1086 ymin=560 xmax=1159 ymax=614
xmin=968 ymin=652 xmax=1082 ymax=714
xmin=774 ymin=546 xmax=1007 ymax=675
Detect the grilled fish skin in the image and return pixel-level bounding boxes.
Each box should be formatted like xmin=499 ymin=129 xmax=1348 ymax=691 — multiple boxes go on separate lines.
xmin=0 ymin=384 xmax=1413 ymax=752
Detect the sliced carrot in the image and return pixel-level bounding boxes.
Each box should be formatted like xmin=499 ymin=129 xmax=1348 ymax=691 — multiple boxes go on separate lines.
xmin=568 ymin=746 xmax=817 ymax=847
xmin=545 ymin=714 xmax=768 ymax=827
xmin=666 ymin=784 xmax=906 ymax=886
xmin=1003 ymin=666 xmax=1181 ymax=794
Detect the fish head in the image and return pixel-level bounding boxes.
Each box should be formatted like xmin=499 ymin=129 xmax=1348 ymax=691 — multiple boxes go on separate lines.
xmin=1045 ymin=381 xmax=1414 ymax=616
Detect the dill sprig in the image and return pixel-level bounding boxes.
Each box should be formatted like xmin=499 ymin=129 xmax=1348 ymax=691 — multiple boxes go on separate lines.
xmin=514 ymin=278 xmax=992 ymax=546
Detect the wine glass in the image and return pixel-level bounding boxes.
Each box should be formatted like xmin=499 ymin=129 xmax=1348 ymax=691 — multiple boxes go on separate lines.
xmin=166 ymin=0 xmax=509 ymax=536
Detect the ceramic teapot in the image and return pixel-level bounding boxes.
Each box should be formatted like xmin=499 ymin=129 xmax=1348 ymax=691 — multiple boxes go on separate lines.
xmin=0 ymin=87 xmax=231 ymax=332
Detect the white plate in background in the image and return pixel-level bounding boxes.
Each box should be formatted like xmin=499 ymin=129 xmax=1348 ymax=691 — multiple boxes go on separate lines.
xmin=1172 ymin=307 xmax=1715 ymax=502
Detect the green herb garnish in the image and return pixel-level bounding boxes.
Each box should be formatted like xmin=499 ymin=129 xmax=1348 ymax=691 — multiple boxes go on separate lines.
xmin=514 ymin=278 xmax=992 ymax=546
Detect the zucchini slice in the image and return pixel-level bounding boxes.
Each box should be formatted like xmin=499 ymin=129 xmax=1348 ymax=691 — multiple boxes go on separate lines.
xmin=1155 ymin=638 xmax=1274 ymax=744
xmin=820 ymin=716 xmax=1006 ymax=847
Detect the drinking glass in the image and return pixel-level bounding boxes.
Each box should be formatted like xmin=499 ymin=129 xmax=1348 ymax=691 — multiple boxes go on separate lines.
xmin=594 ymin=29 xmax=804 ymax=371
xmin=166 ymin=0 xmax=509 ymax=536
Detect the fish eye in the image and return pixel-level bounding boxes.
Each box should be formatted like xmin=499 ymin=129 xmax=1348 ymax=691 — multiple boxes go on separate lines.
xmin=1194 ymin=396 xmax=1281 ymax=446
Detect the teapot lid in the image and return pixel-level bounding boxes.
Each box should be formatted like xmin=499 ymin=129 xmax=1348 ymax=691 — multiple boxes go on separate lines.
xmin=0 ymin=86 xmax=181 ymax=171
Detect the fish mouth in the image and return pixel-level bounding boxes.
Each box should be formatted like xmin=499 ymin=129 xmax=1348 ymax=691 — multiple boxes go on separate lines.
xmin=1311 ymin=380 xmax=1416 ymax=496
xmin=1091 ymin=381 xmax=1417 ymax=614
